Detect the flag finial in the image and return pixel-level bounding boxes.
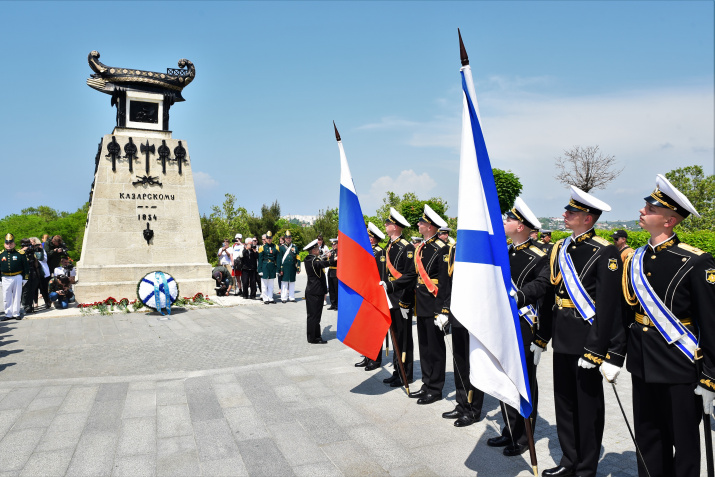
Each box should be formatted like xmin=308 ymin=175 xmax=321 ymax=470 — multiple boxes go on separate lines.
xmin=458 ymin=28 xmax=469 ymax=66
xmin=333 ymin=121 xmax=341 ymax=142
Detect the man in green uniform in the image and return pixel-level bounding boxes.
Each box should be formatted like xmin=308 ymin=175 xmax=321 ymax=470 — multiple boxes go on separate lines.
xmin=2 ymin=233 xmax=29 ymax=320
xmin=258 ymin=231 xmax=280 ymax=304
xmin=278 ymin=231 xmax=300 ymax=303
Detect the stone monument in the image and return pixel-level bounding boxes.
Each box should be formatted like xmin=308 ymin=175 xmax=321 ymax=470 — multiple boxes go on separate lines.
xmin=75 ymin=51 xmax=213 ymax=302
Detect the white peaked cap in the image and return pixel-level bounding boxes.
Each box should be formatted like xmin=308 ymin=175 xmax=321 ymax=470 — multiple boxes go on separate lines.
xmin=330 ymin=238 xmax=338 ymax=243
xmin=411 ymin=236 xmax=423 ymax=242
xmin=566 ymin=185 xmax=611 ymax=214
xmin=303 ymin=239 xmax=319 ymax=251
xmin=645 ymin=174 xmax=700 ymax=218
xmin=386 ymin=207 xmax=410 ymax=228
xmin=510 ymin=197 xmax=542 ymax=230
xmin=419 ymin=204 xmax=448 ymax=228
xmin=367 ymin=222 xmax=385 ymax=240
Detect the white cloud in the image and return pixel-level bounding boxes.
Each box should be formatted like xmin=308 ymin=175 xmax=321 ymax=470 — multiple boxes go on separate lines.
xmin=357 ymin=79 xmax=714 ymax=220
xmin=366 ymin=170 xmax=436 ymax=210
xmin=192 ymin=171 xmax=218 ymax=190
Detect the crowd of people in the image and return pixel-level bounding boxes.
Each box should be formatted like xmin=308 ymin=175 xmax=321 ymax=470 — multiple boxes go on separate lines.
xmin=1 ymin=234 xmax=78 ymax=321
xmin=301 ymin=175 xmax=713 ymax=477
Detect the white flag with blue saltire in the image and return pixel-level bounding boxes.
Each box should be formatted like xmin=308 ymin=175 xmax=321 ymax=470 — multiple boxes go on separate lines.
xmin=450 ymin=59 xmax=533 ymax=418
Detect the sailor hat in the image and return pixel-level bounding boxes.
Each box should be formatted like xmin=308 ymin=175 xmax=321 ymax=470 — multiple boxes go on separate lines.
xmin=330 ymin=238 xmax=338 ymax=244
xmin=411 ymin=236 xmax=423 ymax=242
xmin=385 ymin=207 xmax=410 ymax=228
xmin=438 ymin=227 xmax=451 ymax=234
xmin=506 ymin=197 xmax=542 ymax=230
xmin=564 ymin=186 xmax=611 ymax=216
xmin=644 ymin=174 xmax=700 ymax=219
xmin=367 ymin=222 xmax=385 ymax=240
xmin=417 ymin=204 xmax=448 ymax=228
xmin=303 ymin=239 xmax=319 ymax=251
xmin=541 ymin=230 xmax=552 ymax=237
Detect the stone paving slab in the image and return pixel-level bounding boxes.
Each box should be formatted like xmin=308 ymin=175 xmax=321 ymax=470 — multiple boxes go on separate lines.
xmin=0 ymin=273 xmax=711 ymax=476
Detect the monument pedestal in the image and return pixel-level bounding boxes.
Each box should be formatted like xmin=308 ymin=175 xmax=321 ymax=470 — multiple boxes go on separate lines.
xmin=75 ymin=127 xmax=213 ymax=303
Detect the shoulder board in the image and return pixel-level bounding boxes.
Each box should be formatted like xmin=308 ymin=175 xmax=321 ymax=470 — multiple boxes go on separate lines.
xmin=435 ymin=239 xmax=446 ymax=248
xmin=592 ymin=236 xmax=610 ymax=246
xmin=375 ymin=245 xmax=383 ymax=251
xmin=677 ymin=243 xmax=705 ymax=256
xmin=17 ymin=249 xmax=25 ymax=255
xmin=258 ymin=246 xmax=264 ymax=253
xmin=400 ymin=239 xmax=409 ymax=246
xmin=529 ymin=245 xmax=546 ymax=257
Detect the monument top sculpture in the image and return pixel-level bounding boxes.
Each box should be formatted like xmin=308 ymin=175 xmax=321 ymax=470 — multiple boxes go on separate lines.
xmin=86 ymin=50 xmax=195 ymax=102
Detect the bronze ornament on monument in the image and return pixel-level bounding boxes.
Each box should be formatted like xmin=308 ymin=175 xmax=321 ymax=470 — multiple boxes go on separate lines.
xmin=75 ymin=51 xmax=213 ymax=303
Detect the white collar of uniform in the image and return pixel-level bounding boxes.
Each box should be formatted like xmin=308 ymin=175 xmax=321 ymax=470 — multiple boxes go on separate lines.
xmin=648 ymin=233 xmax=676 ymax=252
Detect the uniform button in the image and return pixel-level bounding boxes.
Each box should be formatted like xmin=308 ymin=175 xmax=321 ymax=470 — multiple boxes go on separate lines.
xmin=647 ymin=272 xmax=651 ymax=277
xmin=651 ymin=255 xmax=656 ymax=259
xmin=643 ymin=327 xmax=648 ymax=332
xmin=682 ymin=258 xmax=687 ymax=262
xmin=593 ymin=248 xmax=596 ymax=252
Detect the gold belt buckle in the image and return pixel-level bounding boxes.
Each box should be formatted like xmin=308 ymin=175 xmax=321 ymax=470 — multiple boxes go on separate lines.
xmin=556 ymin=296 xmax=563 ymax=309
xmin=642 ymin=315 xmax=650 ymax=325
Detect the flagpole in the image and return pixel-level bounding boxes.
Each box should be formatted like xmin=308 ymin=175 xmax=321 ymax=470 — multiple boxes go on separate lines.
xmin=524 ymin=418 xmax=538 ymax=477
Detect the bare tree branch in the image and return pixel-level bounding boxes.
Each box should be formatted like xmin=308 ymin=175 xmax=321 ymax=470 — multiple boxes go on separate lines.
xmin=554 ymin=145 xmax=623 ymax=192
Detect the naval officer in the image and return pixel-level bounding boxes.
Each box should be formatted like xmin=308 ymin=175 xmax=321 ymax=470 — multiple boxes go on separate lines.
xmin=356 ymin=222 xmax=387 ymax=371
xmin=303 ymin=239 xmax=331 ymax=344
xmin=1 ymin=233 xmax=29 ymax=321
xmin=516 ymin=186 xmax=625 ymax=477
xmin=617 ymin=175 xmax=715 ymax=477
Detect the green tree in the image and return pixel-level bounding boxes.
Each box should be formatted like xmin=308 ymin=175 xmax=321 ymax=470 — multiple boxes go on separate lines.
xmin=492 ymin=168 xmax=522 ymax=214
xmin=665 ymin=165 xmax=714 ymax=232
xmin=246 ymin=200 xmax=282 ymax=239
xmin=201 ymin=193 xmax=250 ymax=264
xmin=301 ymin=207 xmax=339 ymax=244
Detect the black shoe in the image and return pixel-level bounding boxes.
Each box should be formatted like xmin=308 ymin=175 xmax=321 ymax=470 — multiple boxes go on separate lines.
xmin=383 ymin=374 xmax=399 ymax=384
xmin=417 ymin=393 xmax=442 ymax=405
xmin=503 ymin=443 xmax=528 ymax=456
xmin=390 ymin=379 xmax=412 ymax=388
xmin=355 ymin=357 xmax=368 ymax=367
xmin=487 ymin=435 xmax=511 ymax=447
xmin=364 ymin=361 xmax=382 ymax=371
xmin=281 ymin=300 xmax=287 ymax=304
xmin=442 ymin=409 xmax=462 ymax=419
xmin=408 ymin=389 xmax=427 ymax=399
xmin=542 ymin=466 xmax=574 ymax=477
xmin=454 ymin=414 xmax=477 ymax=427
xmin=328 ymin=306 xmax=337 ymax=310
xmin=312 ymin=339 xmax=328 ymax=344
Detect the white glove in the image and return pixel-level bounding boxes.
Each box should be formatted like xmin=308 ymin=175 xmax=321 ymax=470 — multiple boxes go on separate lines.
xmin=400 ymin=308 xmax=410 ymax=319
xmin=22 ymin=280 xmax=28 ymax=286
xmin=378 ymin=281 xmax=387 ymax=291
xmin=435 ymin=314 xmax=449 ymax=330
xmin=577 ymin=358 xmax=597 ymax=369
xmin=600 ymin=362 xmax=621 ymax=383
xmin=258 ymin=272 xmax=263 ymax=277
xmin=509 ymin=289 xmax=517 ymax=297
xmin=695 ymin=386 xmax=715 ymax=417
xmin=530 ymin=343 xmax=543 ymax=366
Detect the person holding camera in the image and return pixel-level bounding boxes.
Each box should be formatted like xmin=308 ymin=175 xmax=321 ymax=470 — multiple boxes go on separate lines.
xmin=46 ymin=235 xmax=68 ymax=276
xmin=54 ymin=256 xmax=76 ymax=285
xmin=212 ymin=265 xmax=231 ymax=296
xmin=31 ymin=237 xmax=51 ymax=309
xmin=48 ymin=275 xmax=74 ymax=309
xmin=20 ymin=238 xmax=43 ymax=315
xmin=2 ymin=233 xmax=29 ymax=320
xmin=241 ymin=238 xmax=258 ymax=299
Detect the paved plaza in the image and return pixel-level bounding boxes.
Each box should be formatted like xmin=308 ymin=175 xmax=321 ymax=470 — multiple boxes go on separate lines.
xmin=0 ymin=274 xmax=710 ymax=476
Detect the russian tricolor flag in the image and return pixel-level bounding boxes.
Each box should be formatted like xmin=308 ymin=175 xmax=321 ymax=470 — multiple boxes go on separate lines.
xmin=450 ymin=36 xmax=533 ymax=418
xmin=334 ymin=125 xmax=391 ymax=360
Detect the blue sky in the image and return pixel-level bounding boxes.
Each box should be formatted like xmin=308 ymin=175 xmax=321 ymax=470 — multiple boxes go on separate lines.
xmin=1 ymin=1 xmax=713 ymax=221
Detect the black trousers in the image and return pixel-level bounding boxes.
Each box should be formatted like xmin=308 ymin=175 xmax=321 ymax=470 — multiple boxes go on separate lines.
xmin=451 ymin=325 xmax=485 ymax=417
xmin=416 ymin=315 xmax=446 ymax=394
xmin=241 ymin=270 xmax=256 ymax=298
xmin=305 ymin=293 xmax=324 ymax=342
xmin=553 ymin=352 xmax=604 ymax=477
xmin=22 ymin=275 xmax=40 ymax=311
xmin=328 ymin=275 xmax=338 ymax=307
xmin=390 ymin=308 xmax=414 ymax=381
xmin=632 ymin=375 xmax=701 ymax=477
xmin=35 ymin=275 xmax=51 ymax=306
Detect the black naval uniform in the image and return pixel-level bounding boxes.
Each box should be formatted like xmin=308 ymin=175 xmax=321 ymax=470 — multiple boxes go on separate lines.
xmin=537 ymin=239 xmax=554 ymax=257
xmin=387 ymin=233 xmax=448 ymax=396
xmin=499 ymin=239 xmax=549 ymax=447
xmin=365 ymin=243 xmax=386 ymax=366
xmin=304 ymin=254 xmax=331 ymax=343
xmin=437 ymin=243 xmax=484 ymax=418
xmin=328 ymin=249 xmax=338 ymax=309
xmin=621 ymin=236 xmax=715 ymax=477
xmin=384 ymin=235 xmax=416 ymax=383
xmin=517 ymin=228 xmax=624 ymax=477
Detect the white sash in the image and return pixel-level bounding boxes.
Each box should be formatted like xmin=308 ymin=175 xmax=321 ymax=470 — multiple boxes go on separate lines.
xmin=281 ymin=245 xmax=295 ymax=264
xmin=511 ymin=278 xmax=537 ymax=326
xmin=631 ymin=246 xmax=697 ymax=362
xmin=558 ymin=236 xmax=595 ymax=324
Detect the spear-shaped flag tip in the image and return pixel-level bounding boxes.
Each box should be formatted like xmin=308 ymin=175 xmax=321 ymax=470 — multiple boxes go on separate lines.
xmin=458 ymin=28 xmax=469 ymax=66
xmin=333 ymin=121 xmax=341 ymax=142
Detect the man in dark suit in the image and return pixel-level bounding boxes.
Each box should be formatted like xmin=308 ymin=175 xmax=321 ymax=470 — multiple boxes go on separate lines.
xmin=303 ymin=239 xmax=331 ymax=344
